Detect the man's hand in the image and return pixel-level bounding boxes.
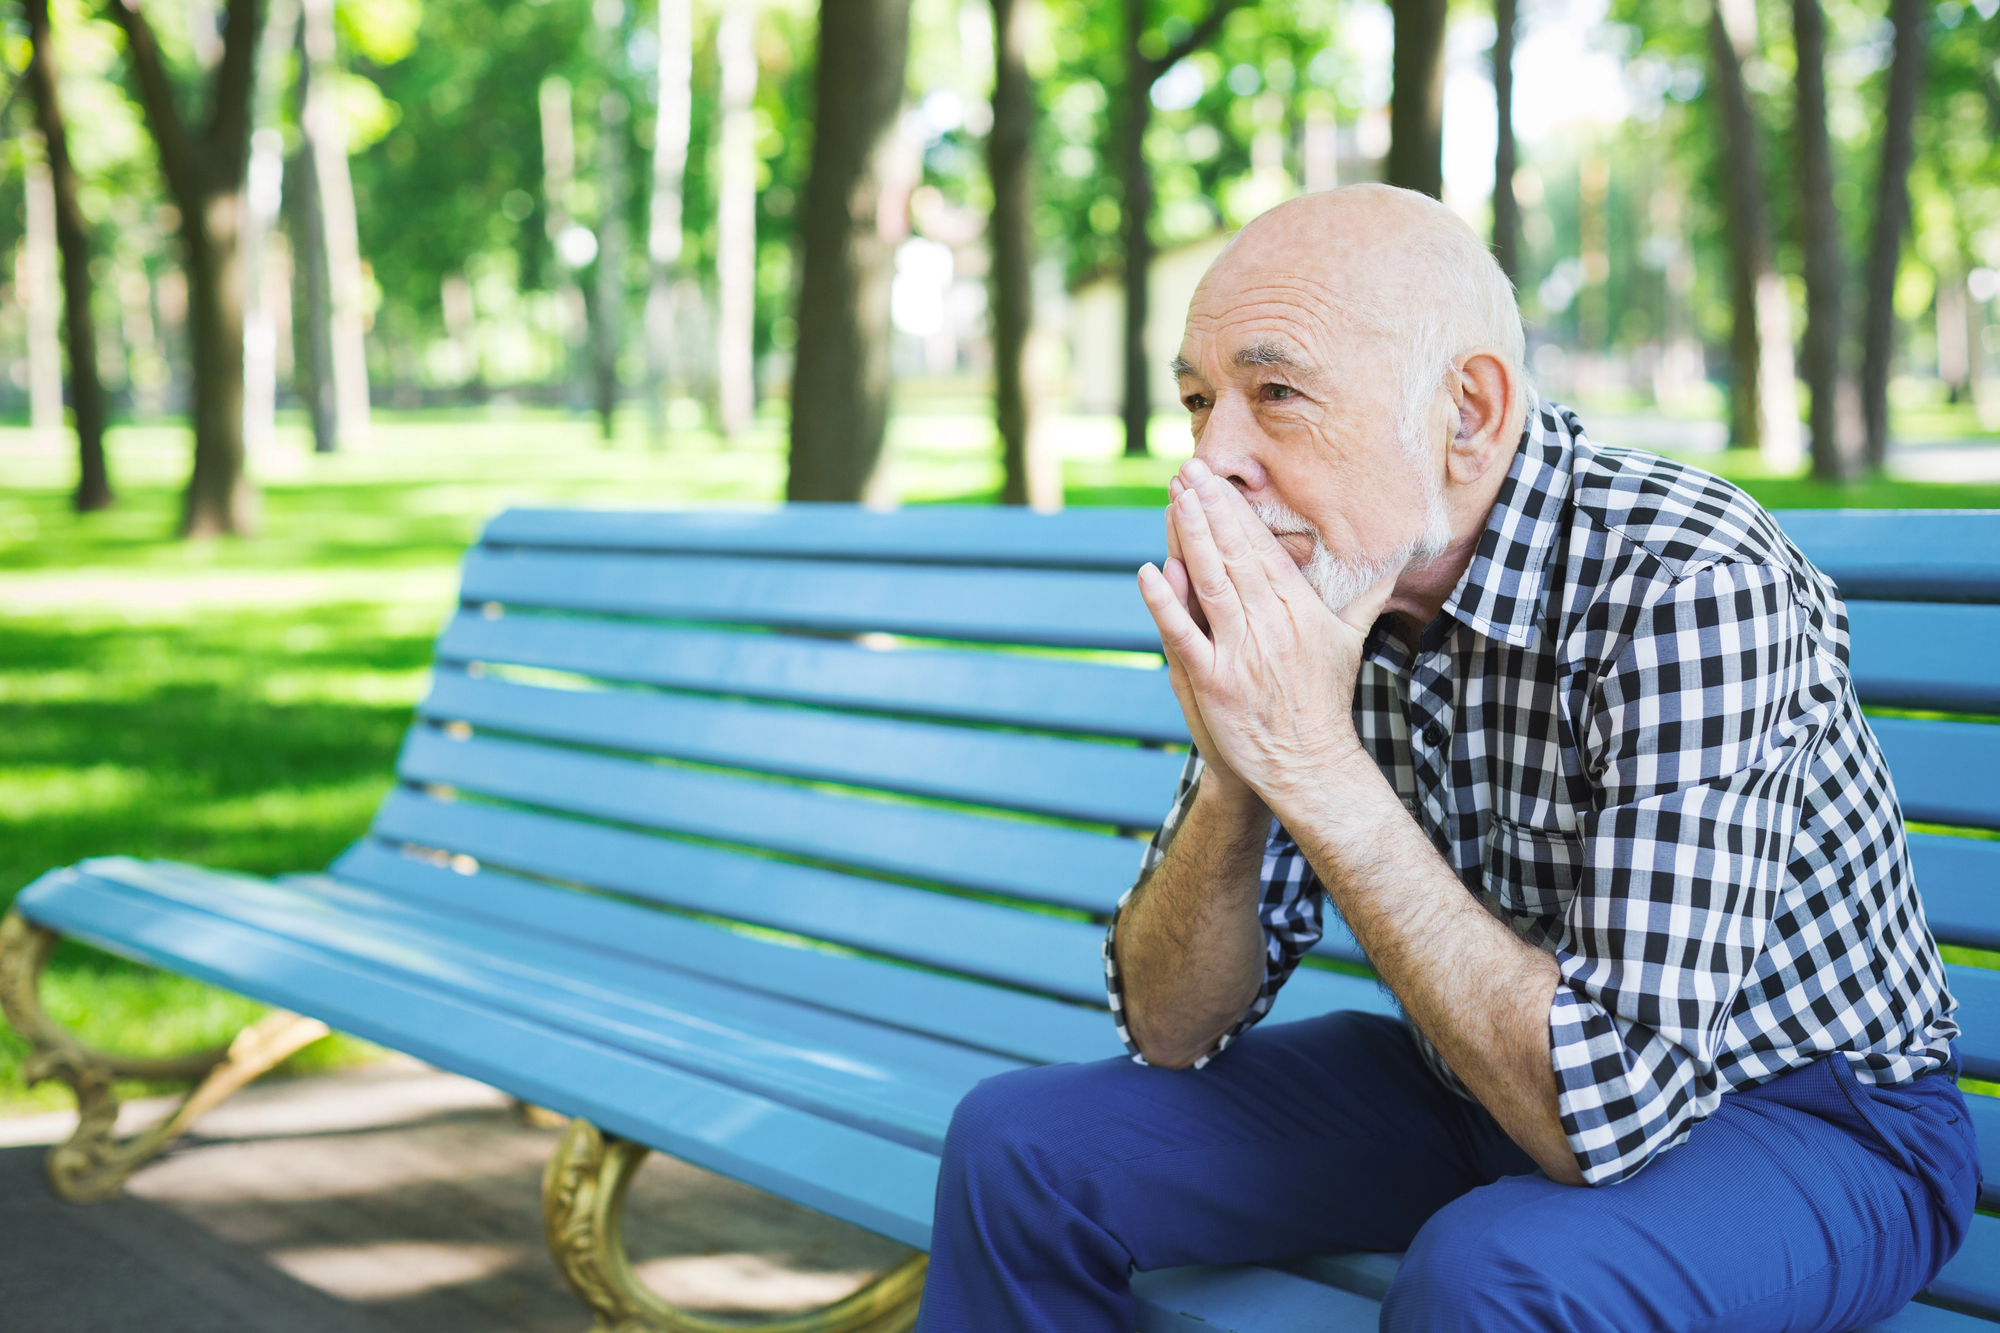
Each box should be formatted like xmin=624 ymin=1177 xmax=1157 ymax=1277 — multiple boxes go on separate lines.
xmin=1140 ymin=460 xmax=1393 ymax=819
xmin=1130 ymin=459 xmax=1583 ymax=1185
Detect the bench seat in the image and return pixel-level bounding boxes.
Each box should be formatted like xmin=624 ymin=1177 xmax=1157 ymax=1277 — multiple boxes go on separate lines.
xmin=8 ymin=504 xmax=1997 ymax=1332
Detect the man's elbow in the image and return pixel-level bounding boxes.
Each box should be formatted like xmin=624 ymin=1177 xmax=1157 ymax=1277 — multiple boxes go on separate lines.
xmin=1127 ymin=1012 xmax=1223 ymax=1069
xmin=1535 ymin=1151 xmax=1587 ymax=1187
xmin=1134 ymin=1039 xmax=1207 ymax=1071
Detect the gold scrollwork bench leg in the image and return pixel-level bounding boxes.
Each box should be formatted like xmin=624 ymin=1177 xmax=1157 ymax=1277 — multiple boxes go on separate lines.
xmin=0 ymin=909 xmax=331 ymax=1202
xmin=544 ymin=1117 xmax=927 ymax=1333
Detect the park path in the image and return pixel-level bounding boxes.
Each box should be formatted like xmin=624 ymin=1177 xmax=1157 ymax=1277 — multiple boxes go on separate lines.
xmin=0 ymin=1058 xmax=912 ymax=1332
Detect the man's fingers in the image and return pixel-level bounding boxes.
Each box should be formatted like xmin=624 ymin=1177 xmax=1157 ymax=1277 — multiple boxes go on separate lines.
xmin=1170 ymin=486 xmax=1248 ymax=641
xmin=1138 ymin=561 xmax=1216 ymax=676
xmin=1188 ymin=472 xmax=1282 ymax=616
xmin=1162 ymin=555 xmax=1210 ymax=633
xmin=1187 ymin=459 xmax=1297 ymax=582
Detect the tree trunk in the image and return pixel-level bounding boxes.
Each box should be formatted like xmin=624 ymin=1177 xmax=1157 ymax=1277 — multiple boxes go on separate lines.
xmin=299 ymin=0 xmax=370 ymax=449
xmin=991 ymin=0 xmax=1052 ymax=506
xmin=1937 ymin=273 xmax=1969 ymax=403
xmin=1793 ymin=0 xmax=1854 ymax=482
xmin=1860 ymin=0 xmax=1926 ymax=472
xmin=541 ymin=77 xmax=588 ymax=410
xmin=1387 ymin=0 xmax=1447 ymax=198
xmin=716 ymin=2 xmax=758 ymax=440
xmin=287 ymin=117 xmax=336 ymax=452
xmin=24 ymin=0 xmax=112 ymax=509
xmin=787 ymin=0 xmax=912 ymax=502
xmin=592 ymin=91 xmax=629 ymax=441
xmin=1118 ymin=0 xmax=1154 ymax=458
xmin=645 ymin=0 xmax=692 ymax=443
xmin=21 ymin=144 xmax=65 ymax=452
xmin=182 ymin=195 xmax=256 ymax=536
xmin=1114 ymin=0 xmax=1243 ymax=458
xmin=1706 ymin=0 xmax=1800 ymax=469
xmin=110 ymin=0 xmax=264 ymax=536
xmin=243 ymin=0 xmax=298 ymax=467
xmin=1490 ymin=0 xmax=1519 ymax=283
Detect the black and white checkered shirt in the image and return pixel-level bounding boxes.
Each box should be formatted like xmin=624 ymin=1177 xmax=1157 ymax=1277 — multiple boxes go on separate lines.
xmin=1104 ymin=403 xmax=1958 ymax=1186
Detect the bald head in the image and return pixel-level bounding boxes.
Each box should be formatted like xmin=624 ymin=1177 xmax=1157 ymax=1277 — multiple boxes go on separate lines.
xmin=1193 ymin=185 xmax=1528 ymax=440
xmin=1170 ymin=184 xmax=1535 ymax=626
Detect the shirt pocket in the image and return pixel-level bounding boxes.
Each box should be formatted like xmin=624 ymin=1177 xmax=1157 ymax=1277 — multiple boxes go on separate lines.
xmin=1484 ymin=814 xmax=1585 ymax=920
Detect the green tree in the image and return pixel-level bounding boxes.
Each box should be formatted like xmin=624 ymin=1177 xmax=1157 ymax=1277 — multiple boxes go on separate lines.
xmin=23 ymin=0 xmax=112 ymax=511
xmin=108 ymin=0 xmax=267 ymax=536
xmin=787 ymin=0 xmax=913 ymax=501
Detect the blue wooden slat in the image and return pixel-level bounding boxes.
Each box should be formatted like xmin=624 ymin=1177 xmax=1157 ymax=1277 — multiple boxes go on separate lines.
xmin=1136 ymin=1262 xmax=1991 ymax=1332
xmin=1263 ymin=963 xmax=1401 ymax=1026
xmin=1269 ymin=1229 xmax=2000 ymax=1330
xmin=1947 ymin=962 xmax=2000 ymax=1083
xmin=1962 ymin=1092 xmax=2000 ymax=1213
xmin=456 ymin=549 xmax=1164 ymax=652
xmin=367 ymin=789 xmax=1115 ymax=1003
xmin=1867 ymin=1303 xmax=2000 ymax=1333
xmin=14 ymin=861 xmax=943 ymax=1250
xmin=434 ymin=612 xmax=1190 ymax=744
xmin=1268 ymin=1253 xmax=1404 ymax=1303
xmin=319 ymin=843 xmax=1128 ymax=1067
xmin=1872 ymin=717 xmax=2000 ymax=831
xmin=1846 ymin=603 xmax=2000 ymax=713
xmin=482 ymin=504 xmax=1169 ymax=572
xmin=92 ymin=858 xmax=1005 ymax=1151
xmin=1132 ymin=1264 xmax=1383 ymax=1332
xmin=418 ymin=669 xmax=1186 ymax=829
xmin=1775 ymin=510 xmax=2000 ymax=602
xmin=364 ymin=790 xmax=1395 ymax=1027
xmin=1910 ymin=833 xmax=2000 ymax=953
xmin=1925 ymin=1212 xmax=2000 ymax=1322
xmin=394 ymin=729 xmax=1145 ymax=914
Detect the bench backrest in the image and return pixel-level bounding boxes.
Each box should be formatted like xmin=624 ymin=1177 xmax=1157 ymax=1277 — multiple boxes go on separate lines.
xmin=330 ymin=505 xmax=2000 ymax=1082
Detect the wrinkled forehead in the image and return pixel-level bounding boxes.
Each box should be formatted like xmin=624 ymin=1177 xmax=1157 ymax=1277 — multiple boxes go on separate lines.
xmin=1181 ymin=262 xmax=1399 ymax=373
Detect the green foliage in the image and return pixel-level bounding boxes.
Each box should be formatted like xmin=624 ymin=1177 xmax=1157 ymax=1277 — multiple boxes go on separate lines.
xmin=1033 ymin=0 xmax=1347 ymax=284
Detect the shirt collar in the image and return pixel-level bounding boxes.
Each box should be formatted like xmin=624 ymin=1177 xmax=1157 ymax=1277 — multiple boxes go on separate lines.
xmin=1436 ymin=402 xmax=1578 ymax=649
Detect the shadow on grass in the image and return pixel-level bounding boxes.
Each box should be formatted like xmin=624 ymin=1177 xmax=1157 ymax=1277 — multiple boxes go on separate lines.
xmin=0 ymin=606 xmax=426 ymax=1110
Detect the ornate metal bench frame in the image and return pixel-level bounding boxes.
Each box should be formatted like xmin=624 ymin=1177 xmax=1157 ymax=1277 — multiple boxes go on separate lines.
xmin=0 ymin=910 xmax=926 ymax=1332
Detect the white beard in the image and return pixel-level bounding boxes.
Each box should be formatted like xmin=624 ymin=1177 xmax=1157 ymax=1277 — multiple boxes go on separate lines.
xmin=1251 ymin=474 xmax=1452 ymax=616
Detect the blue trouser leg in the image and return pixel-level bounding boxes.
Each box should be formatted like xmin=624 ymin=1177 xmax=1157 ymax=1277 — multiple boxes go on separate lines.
xmin=913 ymin=1009 xmax=1978 ymax=1333
xmin=914 ymin=1010 xmax=1533 ymax=1331
xmin=1383 ymin=1050 xmax=1979 ymax=1333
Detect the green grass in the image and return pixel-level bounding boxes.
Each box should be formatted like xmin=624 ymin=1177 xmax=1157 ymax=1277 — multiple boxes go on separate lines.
xmin=0 ymin=401 xmax=1994 ymax=1116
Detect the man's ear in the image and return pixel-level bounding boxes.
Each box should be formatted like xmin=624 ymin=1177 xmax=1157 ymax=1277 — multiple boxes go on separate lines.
xmin=1445 ymin=349 xmax=1517 ymax=486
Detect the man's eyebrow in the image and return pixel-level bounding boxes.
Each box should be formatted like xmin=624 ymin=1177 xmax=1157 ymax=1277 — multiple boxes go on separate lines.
xmin=1233 ymin=342 xmax=1311 ymax=372
xmin=1170 ymin=356 xmax=1199 ymax=378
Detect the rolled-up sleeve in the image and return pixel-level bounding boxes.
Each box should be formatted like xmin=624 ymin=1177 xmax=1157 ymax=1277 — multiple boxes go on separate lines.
xmin=1104 ymin=749 xmax=1328 ymax=1066
xmin=1552 ymin=561 xmax=1836 ymax=1184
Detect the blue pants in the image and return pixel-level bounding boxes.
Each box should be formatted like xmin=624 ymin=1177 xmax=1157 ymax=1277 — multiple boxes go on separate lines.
xmin=914 ymin=1010 xmax=1978 ymax=1332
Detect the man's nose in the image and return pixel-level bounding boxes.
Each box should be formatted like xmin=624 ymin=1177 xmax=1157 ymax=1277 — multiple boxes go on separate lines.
xmin=1192 ymin=395 xmax=1270 ymax=496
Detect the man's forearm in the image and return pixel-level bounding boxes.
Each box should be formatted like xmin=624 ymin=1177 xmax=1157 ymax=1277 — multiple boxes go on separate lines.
xmin=1278 ymin=758 xmax=1583 ymax=1184
xmin=1113 ymin=775 xmax=1271 ymax=1068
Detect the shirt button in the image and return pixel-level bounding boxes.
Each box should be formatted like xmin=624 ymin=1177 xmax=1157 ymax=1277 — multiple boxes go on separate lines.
xmin=1422 ymin=723 xmax=1445 ymax=746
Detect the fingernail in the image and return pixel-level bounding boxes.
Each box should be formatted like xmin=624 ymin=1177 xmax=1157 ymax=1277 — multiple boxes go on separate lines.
xmin=1184 ymin=458 xmax=1211 ymax=482
xmin=1176 ymin=488 xmax=1200 ymax=512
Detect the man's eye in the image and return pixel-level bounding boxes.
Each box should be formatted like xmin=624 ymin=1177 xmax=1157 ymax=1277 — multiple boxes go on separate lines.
xmin=1265 ymin=383 xmax=1295 ymax=400
xmin=1185 ymin=395 xmax=1211 ymax=411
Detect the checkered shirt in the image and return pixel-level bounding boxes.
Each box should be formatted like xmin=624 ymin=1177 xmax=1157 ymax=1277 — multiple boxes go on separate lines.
xmin=1102 ymin=403 xmax=1958 ymax=1186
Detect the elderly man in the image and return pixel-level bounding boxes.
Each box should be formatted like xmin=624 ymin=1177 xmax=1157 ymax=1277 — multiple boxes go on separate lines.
xmin=911 ymin=186 xmax=1975 ymax=1332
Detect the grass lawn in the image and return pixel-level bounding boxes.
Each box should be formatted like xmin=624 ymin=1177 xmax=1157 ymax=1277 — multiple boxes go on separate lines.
xmin=2 ymin=401 xmax=1996 ymax=1115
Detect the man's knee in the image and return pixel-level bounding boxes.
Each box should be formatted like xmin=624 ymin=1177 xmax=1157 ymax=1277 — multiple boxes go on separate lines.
xmin=1383 ymin=1181 xmax=1616 ymax=1333
xmin=939 ymin=1061 xmax=1117 ymax=1192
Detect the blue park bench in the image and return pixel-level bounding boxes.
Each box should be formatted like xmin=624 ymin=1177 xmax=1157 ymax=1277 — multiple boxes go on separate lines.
xmin=3 ymin=504 xmax=1997 ymax=1333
